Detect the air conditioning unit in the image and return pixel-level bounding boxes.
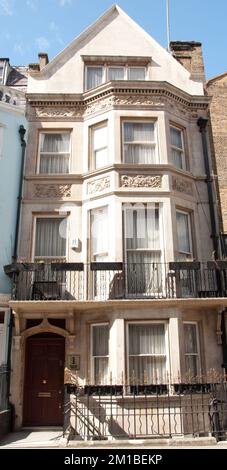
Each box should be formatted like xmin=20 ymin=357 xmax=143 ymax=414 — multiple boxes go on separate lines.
xmin=71 ymin=238 xmax=79 ymax=249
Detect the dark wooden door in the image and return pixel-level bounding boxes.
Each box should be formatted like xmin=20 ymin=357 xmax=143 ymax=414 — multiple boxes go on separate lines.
xmin=23 ymin=335 xmax=65 ymax=426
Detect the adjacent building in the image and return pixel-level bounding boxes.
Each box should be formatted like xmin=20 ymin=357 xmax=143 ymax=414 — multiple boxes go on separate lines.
xmin=5 ymin=5 xmax=227 ymax=439
xmin=0 ymin=58 xmax=27 ymax=436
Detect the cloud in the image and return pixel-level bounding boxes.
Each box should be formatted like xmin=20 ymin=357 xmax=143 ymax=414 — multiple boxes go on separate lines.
xmin=35 ymin=36 xmax=50 ymax=50
xmin=0 ymin=0 xmax=14 ymax=16
xmin=49 ymin=21 xmax=57 ymax=31
xmin=59 ymin=0 xmax=71 ymax=6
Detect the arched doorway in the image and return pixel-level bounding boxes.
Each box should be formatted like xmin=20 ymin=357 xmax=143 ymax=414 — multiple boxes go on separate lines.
xmin=23 ymin=333 xmax=65 ymax=426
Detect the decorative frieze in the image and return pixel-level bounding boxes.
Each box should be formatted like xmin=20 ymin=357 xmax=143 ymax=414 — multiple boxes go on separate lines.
xmin=87 ymin=177 xmax=110 ymax=195
xmin=33 ymin=184 xmax=72 ymax=198
xmin=121 ymin=175 xmax=162 ymax=188
xmin=172 ymin=176 xmax=193 ymax=195
xmin=35 ymin=107 xmax=84 ymax=118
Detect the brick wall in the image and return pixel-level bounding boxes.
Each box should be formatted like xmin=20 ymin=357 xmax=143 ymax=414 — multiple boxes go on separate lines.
xmin=207 ymin=74 xmax=227 ymax=232
xmin=170 ymin=41 xmax=205 ymax=82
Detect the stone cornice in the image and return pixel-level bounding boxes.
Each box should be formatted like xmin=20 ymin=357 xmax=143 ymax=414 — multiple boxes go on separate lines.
xmin=26 ymin=81 xmax=210 ymax=112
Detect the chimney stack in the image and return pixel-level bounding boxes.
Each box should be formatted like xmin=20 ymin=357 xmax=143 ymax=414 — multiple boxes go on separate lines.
xmin=170 ymin=41 xmax=205 ymax=83
xmin=38 ymin=53 xmax=49 ymax=70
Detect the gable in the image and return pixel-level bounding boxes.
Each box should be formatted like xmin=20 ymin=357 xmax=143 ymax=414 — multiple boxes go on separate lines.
xmin=28 ymin=5 xmax=204 ymax=96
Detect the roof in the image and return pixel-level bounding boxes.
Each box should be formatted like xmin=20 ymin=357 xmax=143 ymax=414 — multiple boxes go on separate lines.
xmin=207 ymin=71 xmax=227 ymax=86
xmin=6 ymin=66 xmax=28 ymax=89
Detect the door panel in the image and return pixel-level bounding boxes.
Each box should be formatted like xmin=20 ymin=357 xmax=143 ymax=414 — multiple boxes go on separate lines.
xmin=23 ymin=335 xmax=65 ymax=426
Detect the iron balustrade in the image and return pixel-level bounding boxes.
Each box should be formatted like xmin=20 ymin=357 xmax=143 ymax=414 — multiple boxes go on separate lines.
xmin=0 ymin=366 xmax=9 ymax=411
xmin=4 ymin=260 xmax=227 ymax=301
xmin=64 ymin=377 xmax=227 ymax=441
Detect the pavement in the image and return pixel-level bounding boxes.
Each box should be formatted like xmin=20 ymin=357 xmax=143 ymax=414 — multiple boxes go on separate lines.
xmin=1 ymin=431 xmax=227 ymax=449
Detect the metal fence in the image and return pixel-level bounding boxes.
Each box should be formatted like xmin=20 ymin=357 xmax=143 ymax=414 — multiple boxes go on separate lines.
xmin=64 ymin=378 xmax=227 ymax=441
xmin=6 ymin=260 xmax=227 ymax=301
xmin=0 ymin=366 xmax=9 ymax=411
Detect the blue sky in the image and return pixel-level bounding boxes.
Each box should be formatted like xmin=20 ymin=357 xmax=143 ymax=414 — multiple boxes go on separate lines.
xmin=0 ymin=0 xmax=226 ymax=79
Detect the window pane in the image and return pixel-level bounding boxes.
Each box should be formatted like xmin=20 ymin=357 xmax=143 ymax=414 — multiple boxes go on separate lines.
xmin=35 ymin=218 xmax=66 ymax=257
xmin=170 ymin=127 xmax=183 ymax=149
xmin=39 ymin=133 xmax=70 ymax=174
xmin=87 ymin=67 xmax=103 ymax=90
xmin=91 ymin=207 xmax=108 ymax=256
xmin=125 ymin=205 xmax=160 ymax=250
xmin=128 ymin=67 xmax=145 ymax=80
xmin=129 ymin=324 xmax=165 ymax=355
xmin=184 ymin=323 xmax=198 ymax=353
xmin=172 ymin=149 xmax=183 ymax=169
xmin=176 ymin=212 xmax=191 ymax=254
xmin=93 ymin=325 xmax=109 ymax=356
xmin=108 ymin=67 xmax=124 ymax=80
xmin=185 ymin=355 xmax=198 ymax=377
xmin=94 ymin=357 xmax=109 ymax=384
xmin=93 ymin=125 xmax=108 ymax=168
xmin=124 ymin=123 xmax=155 ymax=164
xmin=128 ymin=323 xmax=166 ymax=383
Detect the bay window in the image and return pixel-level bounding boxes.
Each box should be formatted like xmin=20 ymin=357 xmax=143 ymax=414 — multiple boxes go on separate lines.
xmin=108 ymin=66 xmax=124 ymax=80
xmin=91 ymin=324 xmax=109 ymax=384
xmin=38 ymin=132 xmax=70 ymax=174
xmin=91 ymin=123 xmax=108 ymax=169
xmin=170 ymin=126 xmax=185 ymax=170
xmin=176 ymin=210 xmax=193 ymax=260
xmin=123 ymin=121 xmax=156 ymax=164
xmin=128 ymin=322 xmax=167 ymax=384
xmin=184 ymin=322 xmax=200 ymax=378
xmin=123 ymin=203 xmax=161 ymax=294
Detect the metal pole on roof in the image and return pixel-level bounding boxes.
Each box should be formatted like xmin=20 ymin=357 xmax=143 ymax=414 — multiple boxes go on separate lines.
xmin=166 ymin=0 xmax=170 ymax=51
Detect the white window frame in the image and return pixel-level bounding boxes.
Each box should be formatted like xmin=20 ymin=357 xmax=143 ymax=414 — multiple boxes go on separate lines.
xmin=0 ymin=66 xmax=4 ymax=84
xmin=85 ymin=65 xmax=105 ymax=91
xmin=170 ymin=125 xmax=186 ymax=170
xmin=126 ymin=321 xmax=170 ymax=384
xmin=127 ymin=66 xmax=146 ymax=80
xmin=122 ymin=120 xmax=157 ymax=164
xmin=0 ymin=310 xmax=7 ymax=365
xmin=108 ymin=65 xmax=126 ymax=81
xmin=37 ymin=130 xmax=71 ymax=175
xmin=91 ymin=121 xmax=109 ymax=170
xmin=32 ymin=214 xmax=68 ymax=261
xmin=90 ymin=323 xmax=109 ymax=384
xmin=90 ymin=206 xmax=109 ymax=261
xmin=183 ymin=321 xmax=201 ymax=377
xmin=176 ymin=209 xmax=193 ymax=259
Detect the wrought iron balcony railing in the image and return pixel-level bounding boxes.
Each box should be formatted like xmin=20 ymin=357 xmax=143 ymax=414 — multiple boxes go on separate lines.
xmin=4 ymin=260 xmax=227 ymax=301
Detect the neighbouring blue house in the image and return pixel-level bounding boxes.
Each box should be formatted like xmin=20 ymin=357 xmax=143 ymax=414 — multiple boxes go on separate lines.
xmin=0 ymin=58 xmax=27 ymax=436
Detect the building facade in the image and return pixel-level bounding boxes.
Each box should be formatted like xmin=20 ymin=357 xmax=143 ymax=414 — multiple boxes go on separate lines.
xmin=6 ymin=6 xmax=227 ymax=438
xmin=0 ymin=58 xmax=27 ymax=435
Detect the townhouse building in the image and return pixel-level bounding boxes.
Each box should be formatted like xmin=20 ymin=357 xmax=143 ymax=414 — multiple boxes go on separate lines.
xmin=5 ymin=6 xmax=227 ymax=439
xmin=0 ymin=58 xmax=27 ymax=436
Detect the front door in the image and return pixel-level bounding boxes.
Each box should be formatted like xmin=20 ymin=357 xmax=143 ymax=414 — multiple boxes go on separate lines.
xmin=23 ymin=334 xmax=65 ymax=426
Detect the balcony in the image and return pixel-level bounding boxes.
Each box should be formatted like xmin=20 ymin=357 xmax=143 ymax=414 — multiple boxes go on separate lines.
xmin=4 ymin=260 xmax=227 ymax=302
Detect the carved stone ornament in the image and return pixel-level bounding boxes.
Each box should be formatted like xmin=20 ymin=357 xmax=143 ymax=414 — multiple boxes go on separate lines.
xmin=87 ymin=177 xmax=110 ymax=195
xmin=172 ymin=176 xmax=193 ymax=195
xmin=35 ymin=107 xmax=84 ymax=118
xmin=121 ymin=175 xmax=162 ymax=188
xmin=34 ymin=184 xmax=72 ymax=198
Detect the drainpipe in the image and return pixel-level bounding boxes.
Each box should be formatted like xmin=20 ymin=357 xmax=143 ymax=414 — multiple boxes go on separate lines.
xmin=197 ymin=117 xmax=220 ymax=259
xmin=12 ymin=124 xmax=26 ymax=261
xmin=6 ymin=125 xmax=26 ymax=427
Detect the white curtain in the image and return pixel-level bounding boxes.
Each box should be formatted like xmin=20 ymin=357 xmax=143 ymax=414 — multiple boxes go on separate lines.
xmin=93 ymin=126 xmax=108 ymax=168
xmin=124 ymin=122 xmax=155 ymax=164
xmin=184 ymin=323 xmax=199 ymax=377
xmin=125 ymin=205 xmax=160 ymax=251
xmin=40 ymin=133 xmax=70 ymax=174
xmin=93 ymin=325 xmax=109 ymax=384
xmin=128 ymin=67 xmax=145 ymax=80
xmin=91 ymin=207 xmax=108 ymax=257
xmin=87 ymin=67 xmax=103 ymax=90
xmin=108 ymin=67 xmax=124 ymax=80
xmin=176 ymin=212 xmax=191 ymax=255
xmin=129 ymin=324 xmax=166 ymax=383
xmin=35 ymin=218 xmax=66 ymax=258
